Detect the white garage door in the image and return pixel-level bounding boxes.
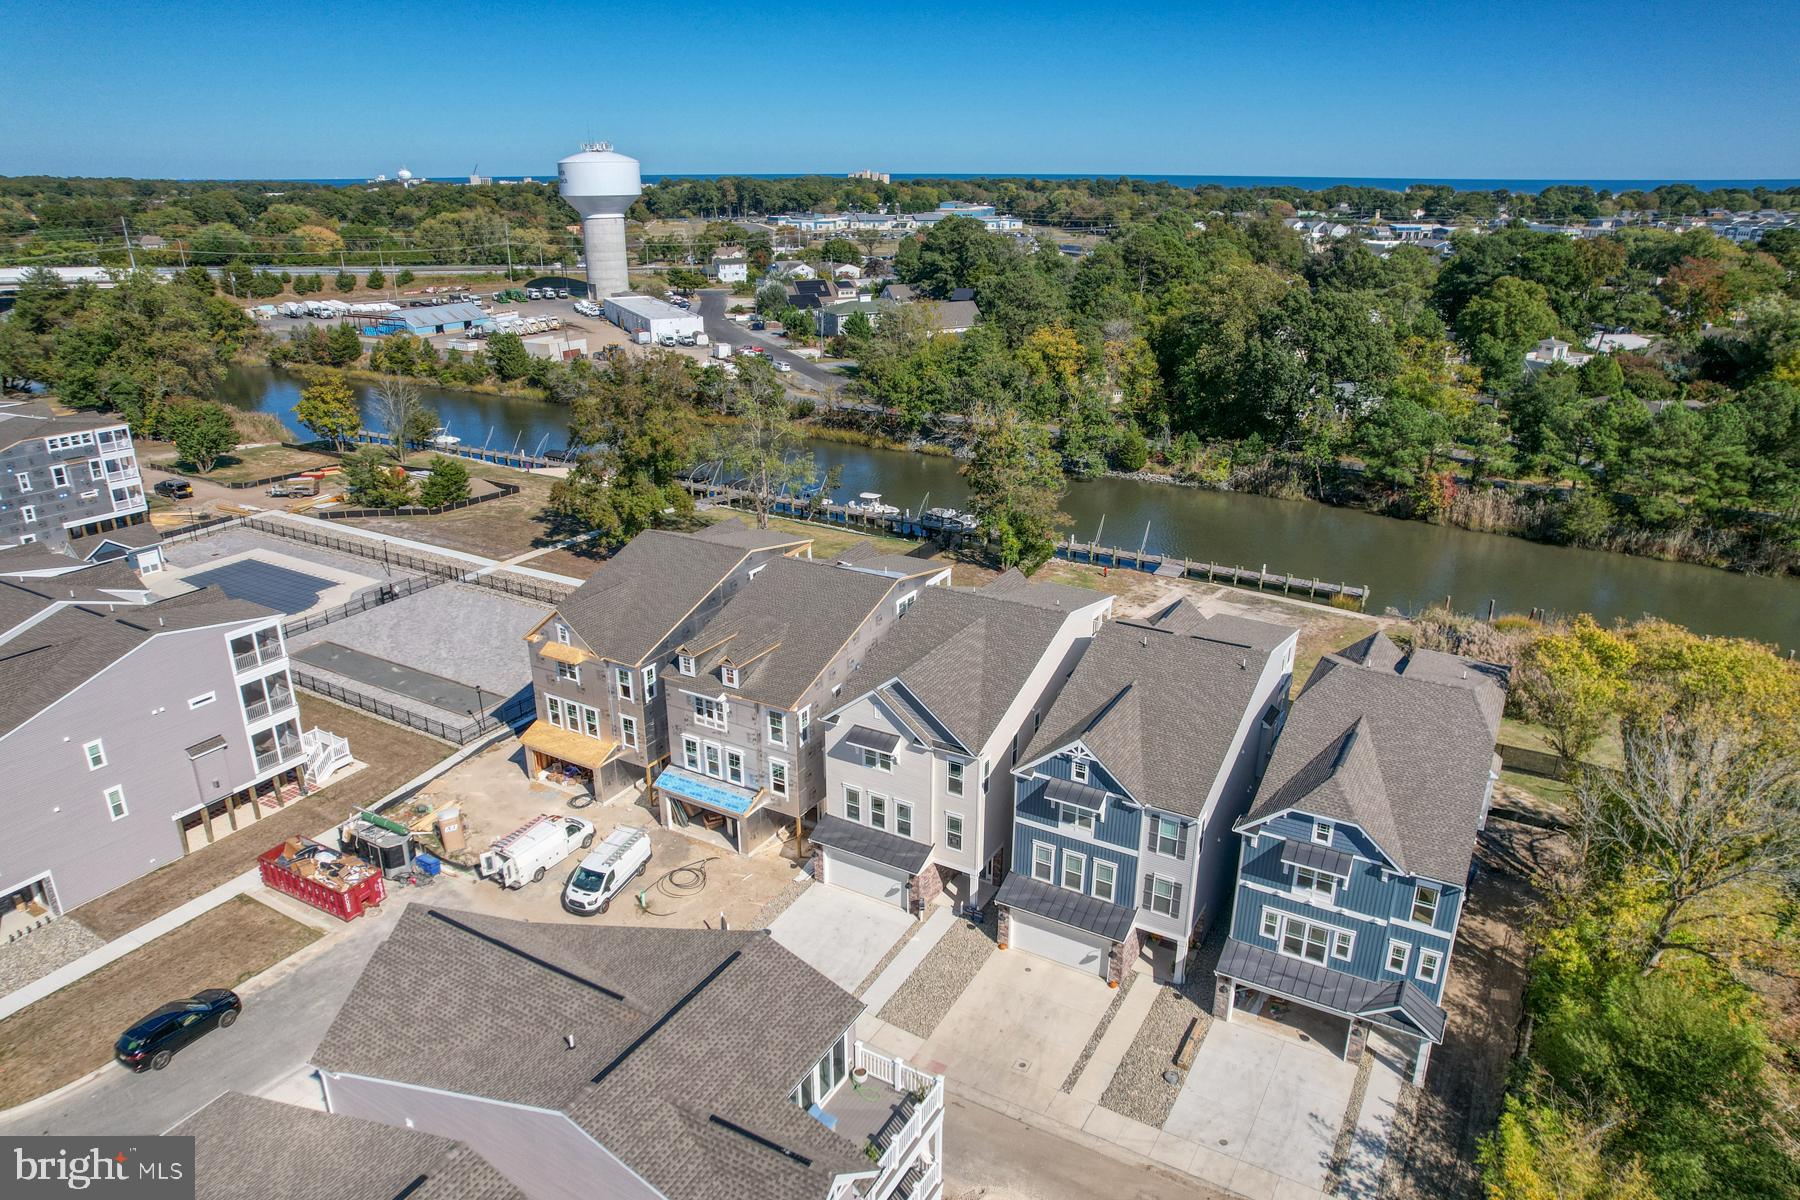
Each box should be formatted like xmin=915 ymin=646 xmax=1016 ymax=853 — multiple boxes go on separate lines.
xmin=1009 ymin=909 xmax=1111 ymax=978
xmin=826 ymin=848 xmax=909 ymax=909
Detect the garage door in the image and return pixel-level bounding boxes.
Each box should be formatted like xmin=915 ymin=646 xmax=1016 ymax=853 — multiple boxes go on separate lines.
xmin=1009 ymin=909 xmax=1111 ymax=978
xmin=826 ymin=848 xmax=909 ymax=909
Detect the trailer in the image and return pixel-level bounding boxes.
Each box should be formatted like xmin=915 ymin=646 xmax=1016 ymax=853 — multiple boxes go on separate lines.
xmin=258 ymin=836 xmax=386 ymax=921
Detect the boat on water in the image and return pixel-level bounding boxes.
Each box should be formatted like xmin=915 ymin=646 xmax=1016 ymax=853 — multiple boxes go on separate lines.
xmin=427 ymin=426 xmax=462 ymax=448
xmin=922 ymin=506 xmax=979 ymax=532
xmin=846 ymin=491 xmax=899 ymax=518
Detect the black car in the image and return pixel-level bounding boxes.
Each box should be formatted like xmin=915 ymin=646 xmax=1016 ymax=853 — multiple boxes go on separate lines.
xmin=153 ymin=479 xmax=193 ymax=500
xmin=115 ymin=989 xmax=242 ymax=1071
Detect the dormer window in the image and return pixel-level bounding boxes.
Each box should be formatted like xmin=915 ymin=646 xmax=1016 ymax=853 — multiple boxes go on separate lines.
xmin=1312 ymin=820 xmax=1334 ymax=845
xmin=1071 ymin=758 xmax=1089 ymax=784
xmin=678 ymin=654 xmax=695 ymax=677
xmin=721 ymin=665 xmax=740 ymax=689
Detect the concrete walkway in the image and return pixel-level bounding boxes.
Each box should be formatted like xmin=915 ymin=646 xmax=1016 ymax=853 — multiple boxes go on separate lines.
xmin=1069 ymin=968 xmax=1161 ymax=1103
xmin=1337 ymin=1051 xmax=1406 ymax=1199
xmin=859 ymin=905 xmax=954 ymax=1010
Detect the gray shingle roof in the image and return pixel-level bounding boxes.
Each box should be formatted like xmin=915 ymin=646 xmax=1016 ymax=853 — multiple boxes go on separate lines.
xmin=1020 ymin=618 xmax=1292 ymax=819
xmin=812 ymin=814 xmax=931 ymax=874
xmin=555 ymin=530 xmax=775 ymax=667
xmin=171 ymin=1092 xmax=524 ymax=1200
xmin=677 ymin=556 xmax=903 ymax=708
xmin=1147 ymin=598 xmax=1297 ymax=652
xmin=1238 ymin=639 xmax=1506 ymax=883
xmin=0 ymin=402 xmax=125 ymax=451
xmin=978 ymin=567 xmax=1111 ymax=614
xmin=996 ymin=872 xmax=1136 ymax=943
xmin=312 ymin=907 xmax=868 ymax=1200
xmin=835 ymin=586 xmax=1081 ymax=753
xmin=691 ymin=519 xmax=813 ymax=553
xmin=1218 ymin=937 xmax=1446 ymax=1042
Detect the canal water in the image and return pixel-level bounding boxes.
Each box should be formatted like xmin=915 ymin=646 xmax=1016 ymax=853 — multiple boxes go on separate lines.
xmin=220 ymin=366 xmax=1798 ymax=647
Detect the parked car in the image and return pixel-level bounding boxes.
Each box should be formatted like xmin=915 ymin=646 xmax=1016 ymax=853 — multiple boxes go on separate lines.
xmin=659 ymin=334 xmax=678 ymax=347
xmin=774 ymin=361 xmax=793 ymax=373
xmin=153 ymin=479 xmax=193 ymax=499
xmin=563 ymin=827 xmax=652 ymax=915
xmin=750 ymin=319 xmax=766 ymax=330
xmin=116 ymin=990 xmax=242 ymax=1071
xmin=557 ymin=288 xmax=570 ymax=299
xmin=677 ymin=334 xmax=696 ymax=346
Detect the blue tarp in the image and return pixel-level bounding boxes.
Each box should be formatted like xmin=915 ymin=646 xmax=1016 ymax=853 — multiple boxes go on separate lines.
xmin=654 ymin=765 xmax=762 ymax=816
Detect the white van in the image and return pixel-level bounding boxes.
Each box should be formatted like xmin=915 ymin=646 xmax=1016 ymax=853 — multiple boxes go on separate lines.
xmin=479 ymin=813 xmax=595 ymax=888
xmin=562 ymin=826 xmax=652 ymax=915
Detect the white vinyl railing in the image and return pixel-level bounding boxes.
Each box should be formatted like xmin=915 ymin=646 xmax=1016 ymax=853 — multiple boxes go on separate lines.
xmin=851 ymin=1042 xmax=945 ymax=1198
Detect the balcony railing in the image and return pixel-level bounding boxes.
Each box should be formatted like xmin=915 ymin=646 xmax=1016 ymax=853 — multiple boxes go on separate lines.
xmin=847 ymin=1043 xmax=944 ymax=1198
xmin=255 ymin=737 xmax=302 ymax=772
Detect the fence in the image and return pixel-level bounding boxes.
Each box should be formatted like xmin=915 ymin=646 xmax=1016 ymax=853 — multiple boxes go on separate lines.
xmin=164 ymin=466 xmax=318 ymax=490
xmin=157 ymin=513 xmax=245 ymax=543
xmin=282 ymin=574 xmax=443 ymax=637
xmin=348 ymin=431 xmax=555 ymax=471
xmin=311 ymin=480 xmax=521 ymax=522
xmin=246 ymin=515 xmax=573 ymax=604
xmin=291 ymin=667 xmax=535 ymax=745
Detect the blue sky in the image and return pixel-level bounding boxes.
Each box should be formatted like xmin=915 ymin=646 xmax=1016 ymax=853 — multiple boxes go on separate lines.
xmin=4 ymin=0 xmax=1796 ymax=181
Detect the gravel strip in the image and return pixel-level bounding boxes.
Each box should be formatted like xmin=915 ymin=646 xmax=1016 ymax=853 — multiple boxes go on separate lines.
xmin=751 ymin=874 xmax=813 ymax=930
xmin=876 ymin=911 xmax=996 ymax=1039
xmin=1098 ymin=983 xmax=1211 ymax=1127
xmin=1061 ymin=970 xmax=1138 ymax=1093
xmin=1325 ymin=1049 xmax=1376 ymax=1194
xmin=1378 ymin=1082 xmax=1425 ymax=1200
xmin=0 ymin=918 xmax=106 ymax=995
xmin=853 ymin=911 xmax=930 ymax=998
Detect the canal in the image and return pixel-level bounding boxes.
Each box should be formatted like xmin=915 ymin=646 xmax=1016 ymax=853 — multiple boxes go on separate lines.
xmin=220 ymin=365 xmax=1798 ymax=647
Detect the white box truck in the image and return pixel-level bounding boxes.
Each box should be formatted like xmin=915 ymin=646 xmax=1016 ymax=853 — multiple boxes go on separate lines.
xmin=561 ymin=826 xmax=652 ymax=914
xmin=479 ymin=813 xmax=595 ymax=888
xmin=711 ymin=342 xmax=733 ymax=359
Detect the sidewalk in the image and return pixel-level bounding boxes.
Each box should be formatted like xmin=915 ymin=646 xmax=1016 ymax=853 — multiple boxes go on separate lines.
xmin=259 ymin=511 xmax=582 ymax=586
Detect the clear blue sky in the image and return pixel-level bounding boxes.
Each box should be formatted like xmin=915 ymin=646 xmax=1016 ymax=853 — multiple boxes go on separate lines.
xmin=5 ymin=0 xmax=1796 ymax=181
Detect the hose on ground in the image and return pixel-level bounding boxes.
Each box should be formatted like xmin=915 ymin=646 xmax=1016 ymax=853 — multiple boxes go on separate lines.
xmin=635 ymin=857 xmax=716 ymax=916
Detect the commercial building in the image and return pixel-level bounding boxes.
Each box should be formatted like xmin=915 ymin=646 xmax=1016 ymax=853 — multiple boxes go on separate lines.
xmin=601 ymin=293 xmax=707 ymax=341
xmin=0 ymin=401 xmax=147 ymax=550
xmin=312 ymin=906 xmax=947 ymax=1200
xmin=0 ymin=545 xmax=324 ymax=925
xmin=368 ymin=302 xmax=491 ymax=337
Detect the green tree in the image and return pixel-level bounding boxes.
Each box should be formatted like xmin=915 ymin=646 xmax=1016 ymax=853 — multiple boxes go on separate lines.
xmin=717 ymin=356 xmax=818 ymax=528
xmin=167 ymin=401 xmax=237 ymax=473
xmin=489 ymin=331 xmax=531 ymax=382
xmin=335 ymin=269 xmax=356 ymax=293
xmin=1456 ymin=275 xmax=1561 ymax=384
xmin=365 ymin=266 xmax=385 ymax=291
xmin=1479 ymin=1093 xmax=1658 ymax=1200
xmin=294 ymin=374 xmax=361 ymax=448
xmin=1515 ymin=615 xmax=1637 ymax=764
xmin=964 ymin=403 xmax=1067 ymax=573
xmin=417 ymin=455 xmax=470 ymax=507
xmin=819 ymin=237 xmax=861 ymax=265
xmin=1355 ymin=397 xmax=1450 ymax=493
xmin=667 ymin=266 xmax=707 ymax=291
xmin=341 ymin=445 xmax=414 ymax=507
xmin=1113 ymin=425 xmax=1150 ymax=472
xmin=550 ymin=350 xmax=700 ymax=543
xmin=326 ymin=322 xmax=363 ymax=367
xmin=395 ymin=268 xmax=415 ymax=286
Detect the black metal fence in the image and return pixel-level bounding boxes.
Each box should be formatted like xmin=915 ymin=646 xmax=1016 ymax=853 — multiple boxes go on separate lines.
xmin=158 ymin=514 xmax=243 ymax=542
xmin=292 ymin=667 xmax=535 ymax=745
xmin=312 ymin=480 xmax=521 ymax=521
xmin=246 ymin=516 xmax=572 ymax=604
xmin=282 ymin=574 xmax=444 ymax=637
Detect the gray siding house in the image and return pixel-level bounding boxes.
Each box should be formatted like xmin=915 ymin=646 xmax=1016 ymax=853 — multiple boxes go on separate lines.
xmin=519 ymin=523 xmax=811 ymax=801
xmin=0 ymin=401 xmax=148 ymax=550
xmin=1218 ymin=631 xmax=1506 ymax=1083
xmin=313 ymin=907 xmax=947 ymax=1200
xmin=654 ymin=548 xmax=950 ymax=853
xmin=811 ymin=570 xmax=1113 ymax=915
xmin=997 ymin=601 xmax=1296 ymax=985
xmin=0 ymin=551 xmax=313 ymax=924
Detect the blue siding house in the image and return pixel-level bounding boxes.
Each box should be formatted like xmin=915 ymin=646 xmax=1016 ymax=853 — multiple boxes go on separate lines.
xmin=997 ymin=602 xmax=1296 ymax=985
xmin=1218 ymin=631 xmax=1506 ymax=1084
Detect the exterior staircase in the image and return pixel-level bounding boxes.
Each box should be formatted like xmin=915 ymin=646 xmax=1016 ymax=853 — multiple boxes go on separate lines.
xmin=302 ymin=727 xmax=354 ymax=787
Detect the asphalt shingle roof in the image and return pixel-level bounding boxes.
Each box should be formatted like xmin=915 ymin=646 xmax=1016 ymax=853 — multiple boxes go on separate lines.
xmin=1238 ymin=638 xmax=1507 ymax=883
xmin=1020 ymin=617 xmax=1292 ymax=819
xmin=172 ymin=1092 xmax=524 ymax=1200
xmin=312 ymin=908 xmax=868 ymax=1200
xmin=1147 ymin=597 xmax=1297 ymax=653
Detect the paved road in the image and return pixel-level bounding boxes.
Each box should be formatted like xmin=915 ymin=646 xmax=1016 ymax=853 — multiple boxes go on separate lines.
xmin=943 ymin=1095 xmax=1227 ymax=1200
xmin=0 ymin=906 xmax=400 ymax=1138
xmin=693 ymin=289 xmax=848 ymax=394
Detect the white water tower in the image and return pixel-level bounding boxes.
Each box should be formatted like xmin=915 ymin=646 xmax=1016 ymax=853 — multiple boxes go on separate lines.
xmin=558 ymin=142 xmax=641 ymax=298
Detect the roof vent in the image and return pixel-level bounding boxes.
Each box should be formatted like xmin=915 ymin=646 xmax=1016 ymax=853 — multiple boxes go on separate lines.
xmin=1239 ymin=656 xmax=1248 ymax=670
xmin=564 ymin=1034 xmax=577 ymax=1050
xmin=1141 ymin=636 xmax=1148 ymax=648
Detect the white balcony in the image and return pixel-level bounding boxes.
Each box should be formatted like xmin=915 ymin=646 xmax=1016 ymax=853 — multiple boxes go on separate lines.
xmin=821 ymin=1043 xmax=944 ymax=1200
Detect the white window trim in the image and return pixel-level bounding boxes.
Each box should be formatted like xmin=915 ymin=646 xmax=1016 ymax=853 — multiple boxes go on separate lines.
xmin=643 ymin=664 xmax=658 ymax=700
xmin=83 ymin=739 xmax=107 ymax=770
xmin=1147 ymin=874 xmax=1180 ymax=916
xmin=683 ymin=735 xmax=701 ymax=771
xmin=619 ymin=713 xmax=640 ymax=751
xmin=1416 ymin=948 xmax=1443 ymax=984
xmin=869 ymin=793 xmax=887 ymax=829
xmin=704 ymin=741 xmax=723 ymax=779
xmin=895 ymin=800 xmax=913 ymax=839
xmin=768 ymin=757 xmax=790 ymax=798
xmin=726 ymin=747 xmax=745 ymax=786
xmin=691 ymin=694 xmax=728 ymax=731
xmin=1312 ymin=820 xmax=1334 ymax=845
xmin=677 ymin=653 xmax=696 ymax=677
xmin=798 ymin=705 xmax=810 ymax=744
xmin=15 ymin=471 xmax=30 ymax=493
xmin=945 ymin=812 xmax=963 ymax=851
xmin=616 ymin=667 xmax=635 ymax=702
xmin=1031 ymin=841 xmax=1055 ymax=883
xmin=1386 ymin=939 xmax=1411 ymax=974
xmin=556 ymin=661 xmax=581 ymax=684
xmin=1152 ymin=815 xmax=1180 ymax=857
xmin=721 ymin=665 xmax=740 ymax=689
xmin=1092 ymin=859 xmax=1116 ymax=903
xmin=1261 ymin=908 xmax=1281 ymax=939
xmin=1070 ymin=758 xmax=1089 ymax=784
xmin=767 ymin=710 xmax=787 ymax=747
xmin=860 ymin=746 xmax=893 ymax=772
xmin=844 ymin=784 xmax=862 ymax=822
xmin=104 ymin=785 xmax=128 ymax=821
xmin=555 ymin=622 xmax=570 ymax=644
xmin=1292 ymin=864 xmax=1339 ymax=900
xmin=1061 ymin=849 xmax=1086 ymax=892
xmin=946 ymin=759 xmax=965 ymax=796
xmin=1411 ymin=884 xmax=1441 ymax=927
xmin=1331 ymin=928 xmax=1355 ymax=962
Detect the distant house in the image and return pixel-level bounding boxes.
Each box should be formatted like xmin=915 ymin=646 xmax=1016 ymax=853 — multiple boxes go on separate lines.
xmin=767 ymin=260 xmax=818 ymax=281
xmin=815 ymin=299 xmax=887 ymax=338
xmin=1584 ymin=331 xmax=1653 ymax=354
xmin=707 ymin=254 xmax=748 ymax=284
xmin=831 ymin=263 xmax=863 ymax=280
xmin=1217 ymin=631 xmax=1506 ymax=1085
xmin=879 ymin=282 xmax=919 ymax=303
xmin=1524 ymin=337 xmax=1593 ymax=372
xmin=925 ymin=299 xmax=980 ymax=335
xmin=134 ymin=234 xmax=167 ymax=250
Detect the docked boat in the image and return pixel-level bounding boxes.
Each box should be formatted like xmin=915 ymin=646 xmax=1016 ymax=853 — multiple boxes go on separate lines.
xmin=846 ymin=491 xmax=899 ymax=518
xmin=922 ymin=506 xmax=979 ymax=532
xmin=427 ymin=426 xmax=462 ymax=448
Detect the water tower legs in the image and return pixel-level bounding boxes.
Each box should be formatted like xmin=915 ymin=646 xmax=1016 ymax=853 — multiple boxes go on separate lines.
xmin=582 ymin=213 xmax=628 ymax=297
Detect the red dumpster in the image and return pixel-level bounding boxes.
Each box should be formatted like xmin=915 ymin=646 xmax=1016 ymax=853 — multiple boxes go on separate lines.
xmin=258 ymin=837 xmax=387 ymax=921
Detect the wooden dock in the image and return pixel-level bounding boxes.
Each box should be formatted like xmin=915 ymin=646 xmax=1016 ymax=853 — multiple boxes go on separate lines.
xmin=682 ymin=479 xmax=1370 ymax=610
xmin=350 ymin=432 xmax=555 ymax=471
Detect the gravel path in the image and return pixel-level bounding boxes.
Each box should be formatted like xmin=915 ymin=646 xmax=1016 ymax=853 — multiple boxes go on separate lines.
xmin=876 ymin=911 xmax=996 ymax=1039
xmin=1325 ymin=1049 xmax=1376 ymax=1194
xmin=0 ymin=919 xmax=106 ymax=996
xmin=1061 ymin=970 xmax=1138 ymax=1092
xmin=1376 ymin=1082 xmax=1424 ymax=1200
xmin=1099 ymin=983 xmax=1211 ymax=1127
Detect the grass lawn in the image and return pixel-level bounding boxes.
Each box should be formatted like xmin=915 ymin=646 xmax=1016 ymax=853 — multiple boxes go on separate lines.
xmin=0 ymin=896 xmax=320 ymax=1108
xmin=142 ymin=440 xmax=339 ymax=485
xmin=72 ymin=696 xmax=453 ymax=942
xmin=339 ymin=464 xmax=561 ymax=559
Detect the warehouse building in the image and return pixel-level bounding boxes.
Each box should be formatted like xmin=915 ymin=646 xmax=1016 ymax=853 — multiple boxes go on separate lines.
xmin=367 ymin=302 xmax=491 ymax=337
xmin=601 ymin=294 xmax=705 ymax=341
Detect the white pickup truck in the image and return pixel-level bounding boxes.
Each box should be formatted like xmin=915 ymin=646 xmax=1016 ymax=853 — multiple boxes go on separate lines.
xmin=478 ymin=814 xmax=595 ymax=888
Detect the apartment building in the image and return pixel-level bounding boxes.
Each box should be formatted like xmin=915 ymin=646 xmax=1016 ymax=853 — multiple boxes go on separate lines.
xmin=0 ymin=400 xmax=148 ymax=550
xmin=1218 ymin=631 xmax=1506 ymax=1083
xmin=312 ymin=907 xmax=947 ymax=1200
xmin=653 ymin=548 xmax=950 ymax=853
xmin=0 ymin=546 xmax=312 ymax=924
xmin=810 ymin=570 xmax=1112 ymax=915
xmin=519 ymin=523 xmax=812 ymax=800
xmin=996 ymin=601 xmax=1296 ymax=985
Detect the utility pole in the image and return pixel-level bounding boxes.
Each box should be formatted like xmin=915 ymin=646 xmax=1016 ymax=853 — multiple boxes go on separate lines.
xmin=121 ymin=218 xmax=137 ymax=270
xmin=503 ymin=219 xmax=514 ymax=278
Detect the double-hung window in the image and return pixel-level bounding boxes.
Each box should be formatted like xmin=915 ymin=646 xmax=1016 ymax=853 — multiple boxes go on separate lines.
xmin=1386 ymin=940 xmax=1411 ymax=974
xmin=692 ymin=695 xmax=727 ymax=730
xmin=683 ymin=735 xmax=701 ymax=771
xmin=726 ymin=748 xmax=745 ymax=786
xmin=104 ymin=785 xmax=128 ymax=821
xmin=945 ymin=812 xmax=963 ymax=850
xmin=767 ymin=710 xmax=787 ymax=746
xmin=15 ymin=471 xmax=30 ymax=493
xmin=721 ymin=665 xmax=740 ymax=689
xmin=1031 ymin=842 xmax=1055 ymax=883
xmin=1066 ymin=806 xmax=1095 ymax=832
xmin=704 ymin=743 xmax=722 ymax=778
xmin=895 ymin=801 xmax=913 ymax=839
xmin=769 ymin=759 xmax=789 ymax=798
xmin=50 ymin=465 xmax=68 ymax=488
xmin=1070 ymin=758 xmax=1089 ymax=784
xmin=1092 ymin=859 xmax=1116 ymax=903
xmin=1151 ymin=815 xmax=1182 ymax=857
xmin=643 ymin=665 xmax=657 ymax=700
xmin=844 ymin=785 xmax=861 ymax=822
xmin=1146 ymin=874 xmax=1180 ymax=916
xmin=555 ymin=623 xmax=570 ymax=644
xmin=861 ymin=747 xmax=893 ymax=772
xmin=547 ymin=696 xmax=565 ymax=728
xmin=556 ymin=661 xmax=581 ymax=684
xmin=616 ymin=668 xmax=634 ymax=702
xmin=869 ymin=793 xmax=886 ymax=829
xmin=84 ymin=739 xmax=106 ymax=770
xmin=1417 ymin=948 xmax=1443 ymax=984
xmin=1261 ymin=908 xmax=1281 ymax=939
xmin=1292 ymin=865 xmax=1337 ymax=899
xmin=678 ymin=653 xmax=695 ymax=677
xmin=1312 ymin=820 xmax=1334 ymax=845
xmin=798 ymin=706 xmax=810 ymax=744
xmin=946 ymin=760 xmax=964 ymax=796
xmin=619 ymin=714 xmax=640 ymax=751
xmin=1061 ymin=850 xmax=1085 ymax=891
xmin=1411 ymin=884 xmax=1441 ymax=927
xmin=1281 ymin=917 xmax=1331 ymax=964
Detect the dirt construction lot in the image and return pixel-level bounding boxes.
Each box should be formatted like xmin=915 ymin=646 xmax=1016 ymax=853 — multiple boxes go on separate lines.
xmin=0 ymin=896 xmax=319 ymax=1108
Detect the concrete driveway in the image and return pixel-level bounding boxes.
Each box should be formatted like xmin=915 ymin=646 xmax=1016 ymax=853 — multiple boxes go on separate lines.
xmin=767 ymin=884 xmax=913 ymax=991
xmin=919 ymin=950 xmax=1115 ymax=1109
xmin=1164 ymin=1019 xmax=1357 ymax=1196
